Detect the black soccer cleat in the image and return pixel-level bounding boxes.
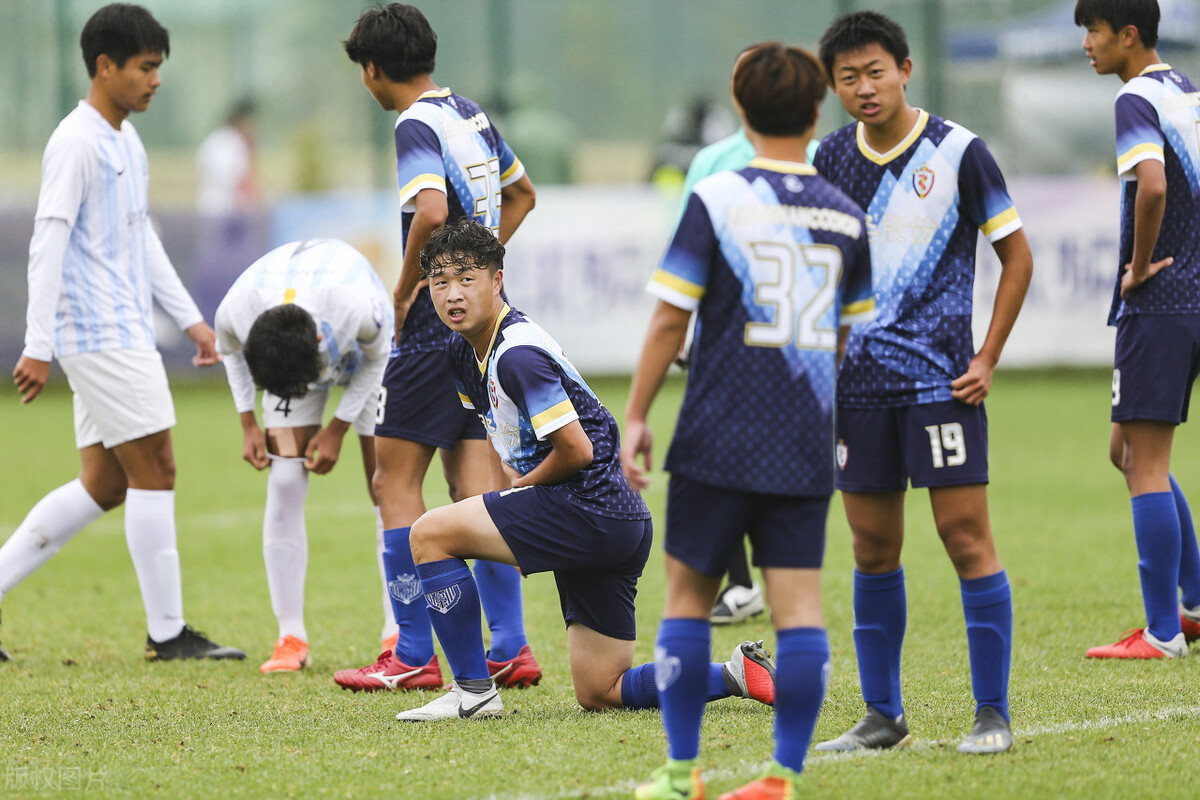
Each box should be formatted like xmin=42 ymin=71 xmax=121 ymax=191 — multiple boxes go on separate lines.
xmin=0 ymin=609 xmax=11 ymax=662
xmin=957 ymin=706 xmax=1014 ymax=754
xmin=145 ymin=625 xmax=246 ymax=661
xmin=815 ymin=707 xmax=912 ymax=751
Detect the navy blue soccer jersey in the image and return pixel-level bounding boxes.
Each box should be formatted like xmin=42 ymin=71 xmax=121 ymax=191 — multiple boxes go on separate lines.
xmin=813 ymin=111 xmax=1022 ymax=408
xmin=394 ymin=89 xmax=524 ymax=354
xmin=648 ymin=158 xmax=875 ymax=497
xmin=1110 ymin=64 xmax=1200 ymax=323
xmin=448 ymin=305 xmax=650 ymax=521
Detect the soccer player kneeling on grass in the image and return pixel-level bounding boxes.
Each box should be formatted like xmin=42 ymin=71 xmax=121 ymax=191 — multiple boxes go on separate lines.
xmin=623 ymin=43 xmax=874 ymax=800
xmin=391 ymin=219 xmax=776 ymax=722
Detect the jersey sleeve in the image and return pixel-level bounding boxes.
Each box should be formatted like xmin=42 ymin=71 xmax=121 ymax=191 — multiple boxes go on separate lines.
xmin=958 ymin=138 xmax=1022 ymax=243
xmin=647 ymin=191 xmax=716 ymax=311
xmin=1115 ymin=89 xmax=1164 ymax=177
xmin=394 ymin=117 xmax=446 ymax=206
xmin=493 ymin=127 xmax=526 ymax=187
xmin=35 ymin=132 xmax=89 ymax=226
xmin=839 ymin=219 xmax=875 ymax=326
xmin=496 ymin=346 xmax=577 ymax=439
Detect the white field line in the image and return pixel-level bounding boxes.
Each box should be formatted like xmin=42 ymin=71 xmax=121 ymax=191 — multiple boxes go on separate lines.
xmin=472 ymin=704 xmax=1200 ymax=800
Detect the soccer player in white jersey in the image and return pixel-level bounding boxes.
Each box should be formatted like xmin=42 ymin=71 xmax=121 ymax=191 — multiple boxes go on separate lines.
xmin=1075 ymin=0 xmax=1200 ymax=659
xmin=214 ymin=239 xmax=393 ymax=673
xmin=336 ymin=4 xmax=542 ymax=693
xmin=2 ymin=4 xmax=243 ymax=662
xmin=811 ymin=12 xmax=1033 ymax=754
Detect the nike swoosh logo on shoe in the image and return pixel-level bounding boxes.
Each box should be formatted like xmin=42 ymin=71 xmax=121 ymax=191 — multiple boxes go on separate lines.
xmin=369 ymin=667 xmax=423 ymax=689
xmin=458 ymin=691 xmax=497 ymax=718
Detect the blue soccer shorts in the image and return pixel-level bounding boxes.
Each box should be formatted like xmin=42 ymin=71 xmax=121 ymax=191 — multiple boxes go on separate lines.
xmin=1112 ymin=313 xmax=1200 ymax=425
xmin=835 ymin=400 xmax=989 ymax=492
xmin=665 ymin=474 xmax=829 ymax=574
xmin=483 ymin=485 xmax=652 ymax=641
xmin=375 ymin=348 xmax=486 ymax=448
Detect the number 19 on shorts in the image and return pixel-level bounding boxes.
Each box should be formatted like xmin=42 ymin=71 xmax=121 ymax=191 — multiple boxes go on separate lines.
xmin=925 ymin=423 xmax=966 ymax=468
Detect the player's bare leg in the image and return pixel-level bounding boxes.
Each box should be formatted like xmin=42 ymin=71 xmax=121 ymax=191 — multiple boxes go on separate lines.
xmin=567 ymin=623 xmax=635 ymax=711
xmin=373 ymin=436 xmax=436 ymax=527
xmin=928 ymin=484 xmax=1000 ymax=579
xmin=842 ymin=490 xmax=906 ymax=573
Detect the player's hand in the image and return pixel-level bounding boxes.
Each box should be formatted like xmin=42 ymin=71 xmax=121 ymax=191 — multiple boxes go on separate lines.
xmin=500 ymin=460 xmax=522 ymax=486
xmin=304 ymin=422 xmax=347 ymax=474
xmin=13 ymin=355 xmax=51 ymax=404
xmin=241 ymin=425 xmax=270 ymax=470
xmin=950 ymin=354 xmax=995 ymax=406
xmin=1120 ymin=256 xmax=1173 ymax=300
xmin=186 ymin=322 xmax=221 ymax=366
xmin=621 ymin=418 xmax=653 ymax=492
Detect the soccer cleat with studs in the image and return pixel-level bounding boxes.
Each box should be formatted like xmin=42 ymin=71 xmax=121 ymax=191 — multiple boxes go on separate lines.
xmin=711 ymin=583 xmax=765 ymax=625
xmin=333 ymin=650 xmax=444 ymax=691
xmin=1180 ymin=604 xmax=1200 ymax=643
xmin=957 ymin=706 xmax=1014 ymax=754
xmin=634 ymin=761 xmax=705 ymax=800
xmin=722 ymin=640 xmax=776 ymax=706
xmin=394 ymin=681 xmax=503 ymax=721
xmin=1085 ymin=628 xmax=1188 ymax=659
xmin=487 ymin=644 xmax=542 ymax=689
xmin=144 ymin=625 xmax=246 ymax=661
xmin=259 ymin=635 xmax=311 ymax=673
xmin=814 ymin=707 xmax=912 ymax=751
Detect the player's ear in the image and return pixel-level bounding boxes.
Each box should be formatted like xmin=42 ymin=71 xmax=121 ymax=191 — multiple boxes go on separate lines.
xmin=494 ymin=268 xmax=504 ymax=296
xmin=94 ymin=53 xmax=113 ymax=78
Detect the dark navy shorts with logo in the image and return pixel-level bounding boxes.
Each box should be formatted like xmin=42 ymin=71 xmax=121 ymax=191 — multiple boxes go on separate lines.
xmin=483 ymin=485 xmax=652 ymax=641
xmin=835 ymin=399 xmax=989 ymax=492
xmin=375 ymin=348 xmax=486 ymax=448
xmin=665 ymin=474 xmax=830 ymax=574
xmin=1112 ymin=313 xmax=1200 ymax=424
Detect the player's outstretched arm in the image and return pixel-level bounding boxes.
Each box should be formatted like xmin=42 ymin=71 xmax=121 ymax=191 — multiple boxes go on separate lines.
xmin=498 ymin=174 xmax=536 ymax=245
xmin=305 ymin=417 xmax=351 ymax=475
xmin=951 ymin=228 xmax=1033 ymax=406
xmin=394 ymin=189 xmax=449 ymax=343
xmin=622 ymin=300 xmax=692 ymax=490
xmin=510 ymin=420 xmax=593 ymax=488
xmin=1121 ymin=159 xmax=1171 ymax=299
xmin=239 ymin=410 xmax=270 ymax=470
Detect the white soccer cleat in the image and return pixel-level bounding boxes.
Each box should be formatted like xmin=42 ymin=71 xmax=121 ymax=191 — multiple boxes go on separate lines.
xmin=711 ymin=583 xmax=765 ymax=624
xmin=394 ymin=681 xmax=504 ymax=721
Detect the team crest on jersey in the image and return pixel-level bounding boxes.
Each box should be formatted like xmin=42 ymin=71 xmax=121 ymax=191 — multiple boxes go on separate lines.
xmin=913 ymin=165 xmax=935 ymax=198
xmin=783 ymin=174 xmax=805 ymax=193
xmin=388 ymin=573 xmax=423 ymax=605
xmin=424 ymin=585 xmax=463 ymax=614
xmin=489 ymin=378 xmax=499 ymax=408
xmin=836 ymin=439 xmax=848 ymax=469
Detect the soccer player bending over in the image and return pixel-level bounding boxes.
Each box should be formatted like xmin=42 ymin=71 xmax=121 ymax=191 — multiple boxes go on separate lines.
xmin=623 ymin=42 xmax=874 ymax=800
xmin=812 ymin=11 xmax=1033 ymax=754
xmin=391 ymin=219 xmax=776 ymax=721
xmin=1075 ymin=0 xmax=1200 ymax=658
xmin=214 ymin=239 xmax=393 ymax=673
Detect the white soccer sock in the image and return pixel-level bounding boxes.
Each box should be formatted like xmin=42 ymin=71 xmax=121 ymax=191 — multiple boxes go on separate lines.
xmin=263 ymin=457 xmax=309 ymax=642
xmin=124 ymin=488 xmax=185 ymax=643
xmin=0 ymin=479 xmax=104 ymax=600
xmin=375 ymin=505 xmax=398 ymax=641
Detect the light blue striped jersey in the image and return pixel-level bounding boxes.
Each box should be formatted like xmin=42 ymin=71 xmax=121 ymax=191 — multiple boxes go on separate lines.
xmin=393 ymin=89 xmax=524 ymax=354
xmin=649 ymin=158 xmax=874 ymax=497
xmin=1110 ymin=64 xmax=1200 ymax=322
xmin=449 ymin=305 xmax=650 ymax=521
xmin=814 ymin=111 xmax=1022 ymax=408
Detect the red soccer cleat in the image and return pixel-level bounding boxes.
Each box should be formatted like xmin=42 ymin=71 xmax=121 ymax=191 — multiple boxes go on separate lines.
xmin=723 ymin=640 xmax=776 ymax=706
xmin=1085 ymin=628 xmax=1187 ymax=659
xmin=719 ymin=776 xmax=794 ymax=800
xmin=1180 ymin=605 xmax=1200 ymax=643
xmin=260 ymin=635 xmax=311 ymax=673
xmin=487 ymin=644 xmax=543 ymax=689
xmin=334 ymin=650 xmax=444 ymax=691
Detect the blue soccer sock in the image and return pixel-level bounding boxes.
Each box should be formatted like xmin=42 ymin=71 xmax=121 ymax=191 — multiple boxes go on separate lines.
xmin=960 ymin=570 xmax=1012 ymax=721
xmin=1133 ymin=492 xmax=1183 ymax=641
xmin=415 ymin=558 xmax=489 ymax=681
xmin=382 ymin=527 xmax=434 ymax=665
xmin=650 ymin=618 xmax=711 ymax=761
xmin=619 ymin=656 xmax=731 ymax=710
xmin=772 ymin=627 xmax=830 ymax=775
xmin=853 ymin=568 xmax=906 ymax=720
xmin=1169 ymin=475 xmax=1200 ymax=610
xmin=473 ymin=559 xmax=528 ymax=662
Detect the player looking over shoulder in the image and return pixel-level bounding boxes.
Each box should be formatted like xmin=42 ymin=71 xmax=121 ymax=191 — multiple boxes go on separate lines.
xmin=812 ymin=10 xmax=1033 ymax=755
xmin=1075 ymin=0 xmax=1200 ymax=659
xmin=214 ymin=239 xmax=394 ymax=674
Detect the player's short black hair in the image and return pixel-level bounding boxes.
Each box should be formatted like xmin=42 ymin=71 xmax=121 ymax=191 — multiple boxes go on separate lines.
xmin=1074 ymin=0 xmax=1159 ymax=47
xmin=80 ymin=3 xmax=169 ymax=79
xmin=421 ymin=219 xmax=505 ymax=278
xmin=733 ymin=42 xmax=826 ymax=137
xmin=343 ymin=3 xmax=437 ymax=82
xmin=243 ymin=304 xmax=321 ymax=400
xmin=818 ymin=11 xmax=909 ymax=80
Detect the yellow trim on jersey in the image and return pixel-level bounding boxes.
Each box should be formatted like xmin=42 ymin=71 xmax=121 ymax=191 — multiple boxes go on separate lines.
xmin=476 ymin=303 xmax=512 ymax=376
xmin=418 ymin=87 xmax=453 ymax=99
xmin=1140 ymin=63 xmax=1172 ymax=75
xmin=500 ymin=158 xmax=523 ymax=182
xmin=531 ymin=399 xmax=575 ymax=431
xmin=458 ymin=391 xmax=473 ymax=408
xmin=856 ymin=109 xmax=929 ymax=166
xmin=980 ymin=207 xmax=1020 ymax=237
xmin=841 ymin=298 xmax=875 ymax=317
xmin=1117 ymin=142 xmax=1165 ymax=174
xmin=649 ymin=268 xmax=704 ymax=300
xmin=747 ymin=157 xmax=817 ymax=175
xmin=398 ymin=173 xmax=446 ymax=201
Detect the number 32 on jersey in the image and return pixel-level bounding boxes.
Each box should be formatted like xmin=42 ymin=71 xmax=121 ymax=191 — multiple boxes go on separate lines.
xmin=744 ymin=242 xmax=841 ymax=351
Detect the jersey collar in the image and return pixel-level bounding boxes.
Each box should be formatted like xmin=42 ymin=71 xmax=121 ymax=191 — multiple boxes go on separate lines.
xmin=856 ymin=108 xmax=928 ymax=166
xmin=1139 ymin=63 xmax=1172 ymax=75
xmin=476 ymin=302 xmax=511 ymax=375
xmin=418 ymin=87 xmax=452 ymax=100
xmin=747 ymin=157 xmax=816 ymax=175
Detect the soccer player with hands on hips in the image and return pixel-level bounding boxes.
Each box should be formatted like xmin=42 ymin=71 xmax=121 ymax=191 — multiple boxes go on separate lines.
xmin=390 ymin=220 xmax=777 ymax=722
xmin=1075 ymin=0 xmax=1200 ymax=659
xmin=811 ymin=11 xmax=1033 ymax=755
xmin=335 ymin=3 xmax=541 ymax=693
xmin=214 ymin=239 xmax=395 ymax=674
xmin=624 ymin=42 xmax=874 ymax=800
xmin=2 ymin=3 xmax=243 ymax=662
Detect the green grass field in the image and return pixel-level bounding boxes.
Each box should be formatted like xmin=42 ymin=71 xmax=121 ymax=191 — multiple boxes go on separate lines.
xmin=2 ymin=369 xmax=1200 ymax=799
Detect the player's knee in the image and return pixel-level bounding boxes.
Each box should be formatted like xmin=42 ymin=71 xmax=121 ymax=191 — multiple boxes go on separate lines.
xmin=574 ymin=684 xmax=621 ymax=712
xmin=408 ymin=512 xmax=449 ymax=564
xmin=851 ymin=532 xmax=901 ymax=572
xmin=92 ymin=485 xmax=127 ymax=511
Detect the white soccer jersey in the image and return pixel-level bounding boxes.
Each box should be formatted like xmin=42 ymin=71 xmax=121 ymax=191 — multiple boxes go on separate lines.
xmin=29 ymin=101 xmax=202 ymax=359
xmin=214 ymin=239 xmax=393 ymax=423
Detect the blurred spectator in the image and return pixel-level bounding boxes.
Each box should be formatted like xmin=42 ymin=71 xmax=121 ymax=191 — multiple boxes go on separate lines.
xmin=648 ymin=94 xmax=737 ymax=189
